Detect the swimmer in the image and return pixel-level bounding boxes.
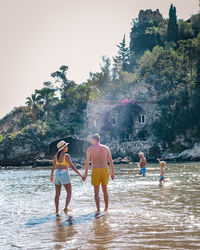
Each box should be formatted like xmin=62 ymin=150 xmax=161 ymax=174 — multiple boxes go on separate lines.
xmin=83 ymin=133 xmax=114 ymax=213
xmin=50 ymin=140 xmax=84 ymax=216
xmin=138 ymin=152 xmax=147 ymax=176
xmin=157 ymin=158 xmax=167 ymax=185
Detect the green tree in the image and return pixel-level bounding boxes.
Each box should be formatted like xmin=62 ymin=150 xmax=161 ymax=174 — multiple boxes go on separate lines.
xmin=130 ymin=10 xmax=163 ymax=57
xmin=25 ymin=94 xmax=38 ymax=108
xmin=51 ymin=65 xmax=76 ymax=99
xmin=178 ymin=20 xmax=194 ymax=40
xmin=89 ymin=56 xmax=111 ymax=91
xmin=35 ymin=87 xmax=58 ymax=112
xmin=190 ymin=14 xmax=200 ymax=37
xmin=167 ymin=4 xmax=178 ymax=42
xmin=25 ymin=94 xmax=41 ymax=119
xmin=116 ymin=35 xmax=130 ymax=72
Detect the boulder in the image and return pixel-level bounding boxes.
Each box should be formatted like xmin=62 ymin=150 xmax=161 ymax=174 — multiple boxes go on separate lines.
xmin=113 ymin=157 xmax=122 ymax=164
xmin=106 ymin=139 xmax=155 ymax=161
xmin=178 ymin=143 xmax=200 ymax=161
xmin=121 ymin=156 xmax=131 ymax=164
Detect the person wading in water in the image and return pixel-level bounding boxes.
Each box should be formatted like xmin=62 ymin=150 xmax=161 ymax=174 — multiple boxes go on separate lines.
xmin=50 ymin=140 xmax=83 ymax=216
xmin=83 ymin=134 xmax=114 ymax=213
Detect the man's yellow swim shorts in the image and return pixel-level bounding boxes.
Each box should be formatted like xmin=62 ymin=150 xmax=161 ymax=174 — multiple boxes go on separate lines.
xmin=91 ymin=168 xmax=109 ymax=186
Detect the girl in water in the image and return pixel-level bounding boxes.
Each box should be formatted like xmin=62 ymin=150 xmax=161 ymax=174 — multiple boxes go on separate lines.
xmin=50 ymin=140 xmax=83 ymax=215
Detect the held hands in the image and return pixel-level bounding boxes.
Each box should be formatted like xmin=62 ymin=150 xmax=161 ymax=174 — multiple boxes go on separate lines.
xmin=82 ymin=174 xmax=87 ymax=182
xmin=80 ymin=174 xmax=85 ymax=182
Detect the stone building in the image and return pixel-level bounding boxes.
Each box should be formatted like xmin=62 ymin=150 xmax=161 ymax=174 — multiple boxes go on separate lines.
xmin=85 ymin=82 xmax=160 ymax=143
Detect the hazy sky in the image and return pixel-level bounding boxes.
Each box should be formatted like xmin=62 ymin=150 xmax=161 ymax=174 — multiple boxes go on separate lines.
xmin=0 ymin=0 xmax=198 ymax=118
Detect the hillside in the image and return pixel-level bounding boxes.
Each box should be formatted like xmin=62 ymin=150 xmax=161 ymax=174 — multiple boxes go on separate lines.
xmin=0 ymin=6 xmax=200 ymax=165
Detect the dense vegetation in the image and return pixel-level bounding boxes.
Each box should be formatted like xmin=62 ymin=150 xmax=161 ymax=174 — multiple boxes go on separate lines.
xmin=0 ymin=4 xmax=200 ymax=153
xmin=87 ymin=6 xmax=200 ymax=150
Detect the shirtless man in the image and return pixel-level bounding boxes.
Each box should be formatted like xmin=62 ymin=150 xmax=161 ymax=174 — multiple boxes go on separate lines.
xmin=83 ymin=134 xmax=114 ymax=213
xmin=138 ymin=152 xmax=147 ymax=176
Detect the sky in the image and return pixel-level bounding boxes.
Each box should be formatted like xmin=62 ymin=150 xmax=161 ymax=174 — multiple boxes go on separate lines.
xmin=0 ymin=0 xmax=198 ymax=118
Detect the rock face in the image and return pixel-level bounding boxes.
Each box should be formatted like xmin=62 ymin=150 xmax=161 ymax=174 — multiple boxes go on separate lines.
xmin=0 ymin=131 xmax=90 ymax=166
xmin=0 ymin=124 xmax=46 ymax=166
xmin=177 ymin=143 xmax=200 ymax=161
xmin=49 ymin=136 xmax=90 ymax=159
xmin=0 ymin=107 xmax=30 ymax=134
xmin=106 ymin=138 xmax=157 ymax=161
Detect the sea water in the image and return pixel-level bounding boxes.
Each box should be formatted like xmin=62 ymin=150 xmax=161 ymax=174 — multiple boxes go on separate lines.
xmin=0 ymin=163 xmax=200 ymax=249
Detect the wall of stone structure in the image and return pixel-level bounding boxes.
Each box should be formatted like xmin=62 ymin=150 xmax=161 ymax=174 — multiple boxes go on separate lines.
xmin=85 ymin=82 xmax=160 ymax=141
xmin=106 ymin=137 xmax=157 ymax=160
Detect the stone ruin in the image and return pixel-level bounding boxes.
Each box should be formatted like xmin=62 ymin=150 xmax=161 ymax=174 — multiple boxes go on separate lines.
xmin=84 ymin=82 xmax=161 ymax=160
xmin=138 ymin=9 xmax=163 ymax=25
xmin=85 ymin=82 xmax=159 ymax=144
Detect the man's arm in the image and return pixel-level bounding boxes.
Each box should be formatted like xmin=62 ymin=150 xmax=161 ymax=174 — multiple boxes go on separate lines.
xmin=50 ymin=158 xmax=56 ymax=182
xmin=83 ymin=149 xmax=90 ymax=181
xmin=108 ymin=149 xmax=114 ymax=180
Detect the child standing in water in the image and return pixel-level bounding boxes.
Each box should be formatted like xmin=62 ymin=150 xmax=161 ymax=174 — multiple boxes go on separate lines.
xmin=50 ymin=140 xmax=83 ymax=216
xmin=157 ymin=158 xmax=167 ymax=185
xmin=138 ymin=152 xmax=147 ymax=176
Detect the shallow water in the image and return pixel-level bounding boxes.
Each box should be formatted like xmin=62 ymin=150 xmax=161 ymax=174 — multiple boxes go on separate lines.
xmin=0 ymin=163 xmax=200 ymax=250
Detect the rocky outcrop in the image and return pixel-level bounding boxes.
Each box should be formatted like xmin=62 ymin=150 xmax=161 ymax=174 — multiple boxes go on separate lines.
xmin=49 ymin=136 xmax=90 ymax=159
xmin=177 ymin=143 xmax=200 ymax=161
xmin=0 ymin=106 xmax=30 ymax=135
xmin=0 ymin=127 xmax=90 ymax=166
xmin=106 ymin=138 xmax=156 ymax=161
xmin=0 ymin=124 xmax=46 ymax=166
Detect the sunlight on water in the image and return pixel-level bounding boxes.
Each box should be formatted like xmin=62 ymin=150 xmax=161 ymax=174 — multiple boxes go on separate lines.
xmin=0 ymin=163 xmax=200 ymax=249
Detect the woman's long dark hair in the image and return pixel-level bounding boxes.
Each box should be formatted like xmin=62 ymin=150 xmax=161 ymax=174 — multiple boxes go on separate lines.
xmin=57 ymin=150 xmax=62 ymax=161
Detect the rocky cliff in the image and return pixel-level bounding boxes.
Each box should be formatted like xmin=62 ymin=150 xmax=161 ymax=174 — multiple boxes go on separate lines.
xmin=106 ymin=138 xmax=159 ymax=161
xmin=177 ymin=143 xmax=200 ymax=161
xmin=0 ymin=106 xmax=90 ymax=166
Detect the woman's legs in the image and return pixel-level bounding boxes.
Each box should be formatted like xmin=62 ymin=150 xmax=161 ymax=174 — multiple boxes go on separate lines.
xmin=64 ymin=183 xmax=72 ymax=209
xmin=55 ymin=185 xmax=61 ymax=214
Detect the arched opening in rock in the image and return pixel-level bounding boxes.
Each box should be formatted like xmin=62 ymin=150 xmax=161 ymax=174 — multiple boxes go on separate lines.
xmin=49 ymin=136 xmax=90 ymax=160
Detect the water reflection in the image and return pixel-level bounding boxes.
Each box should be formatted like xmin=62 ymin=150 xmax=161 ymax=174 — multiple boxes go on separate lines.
xmin=89 ymin=213 xmax=114 ymax=249
xmin=53 ymin=216 xmax=77 ymax=250
xmin=0 ymin=164 xmax=200 ymax=249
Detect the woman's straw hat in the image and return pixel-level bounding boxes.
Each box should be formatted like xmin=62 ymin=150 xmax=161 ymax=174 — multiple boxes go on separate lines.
xmin=57 ymin=140 xmax=69 ymax=152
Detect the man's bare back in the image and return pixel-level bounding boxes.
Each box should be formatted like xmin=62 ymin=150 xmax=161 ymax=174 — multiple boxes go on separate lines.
xmin=87 ymin=144 xmax=111 ymax=169
xmin=83 ymin=134 xmax=114 ymax=212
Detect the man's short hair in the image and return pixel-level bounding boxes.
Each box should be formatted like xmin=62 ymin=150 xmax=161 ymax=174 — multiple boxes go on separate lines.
xmin=92 ymin=133 xmax=100 ymax=142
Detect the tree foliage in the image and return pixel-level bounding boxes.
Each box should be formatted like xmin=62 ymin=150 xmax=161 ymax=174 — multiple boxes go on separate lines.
xmin=167 ymin=4 xmax=178 ymax=42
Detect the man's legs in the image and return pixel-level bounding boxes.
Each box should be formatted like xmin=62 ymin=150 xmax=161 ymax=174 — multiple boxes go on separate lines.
xmin=55 ymin=185 xmax=61 ymax=214
xmin=64 ymin=183 xmax=72 ymax=210
xmin=93 ymin=185 xmax=100 ymax=212
xmin=102 ymin=185 xmax=109 ymax=211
